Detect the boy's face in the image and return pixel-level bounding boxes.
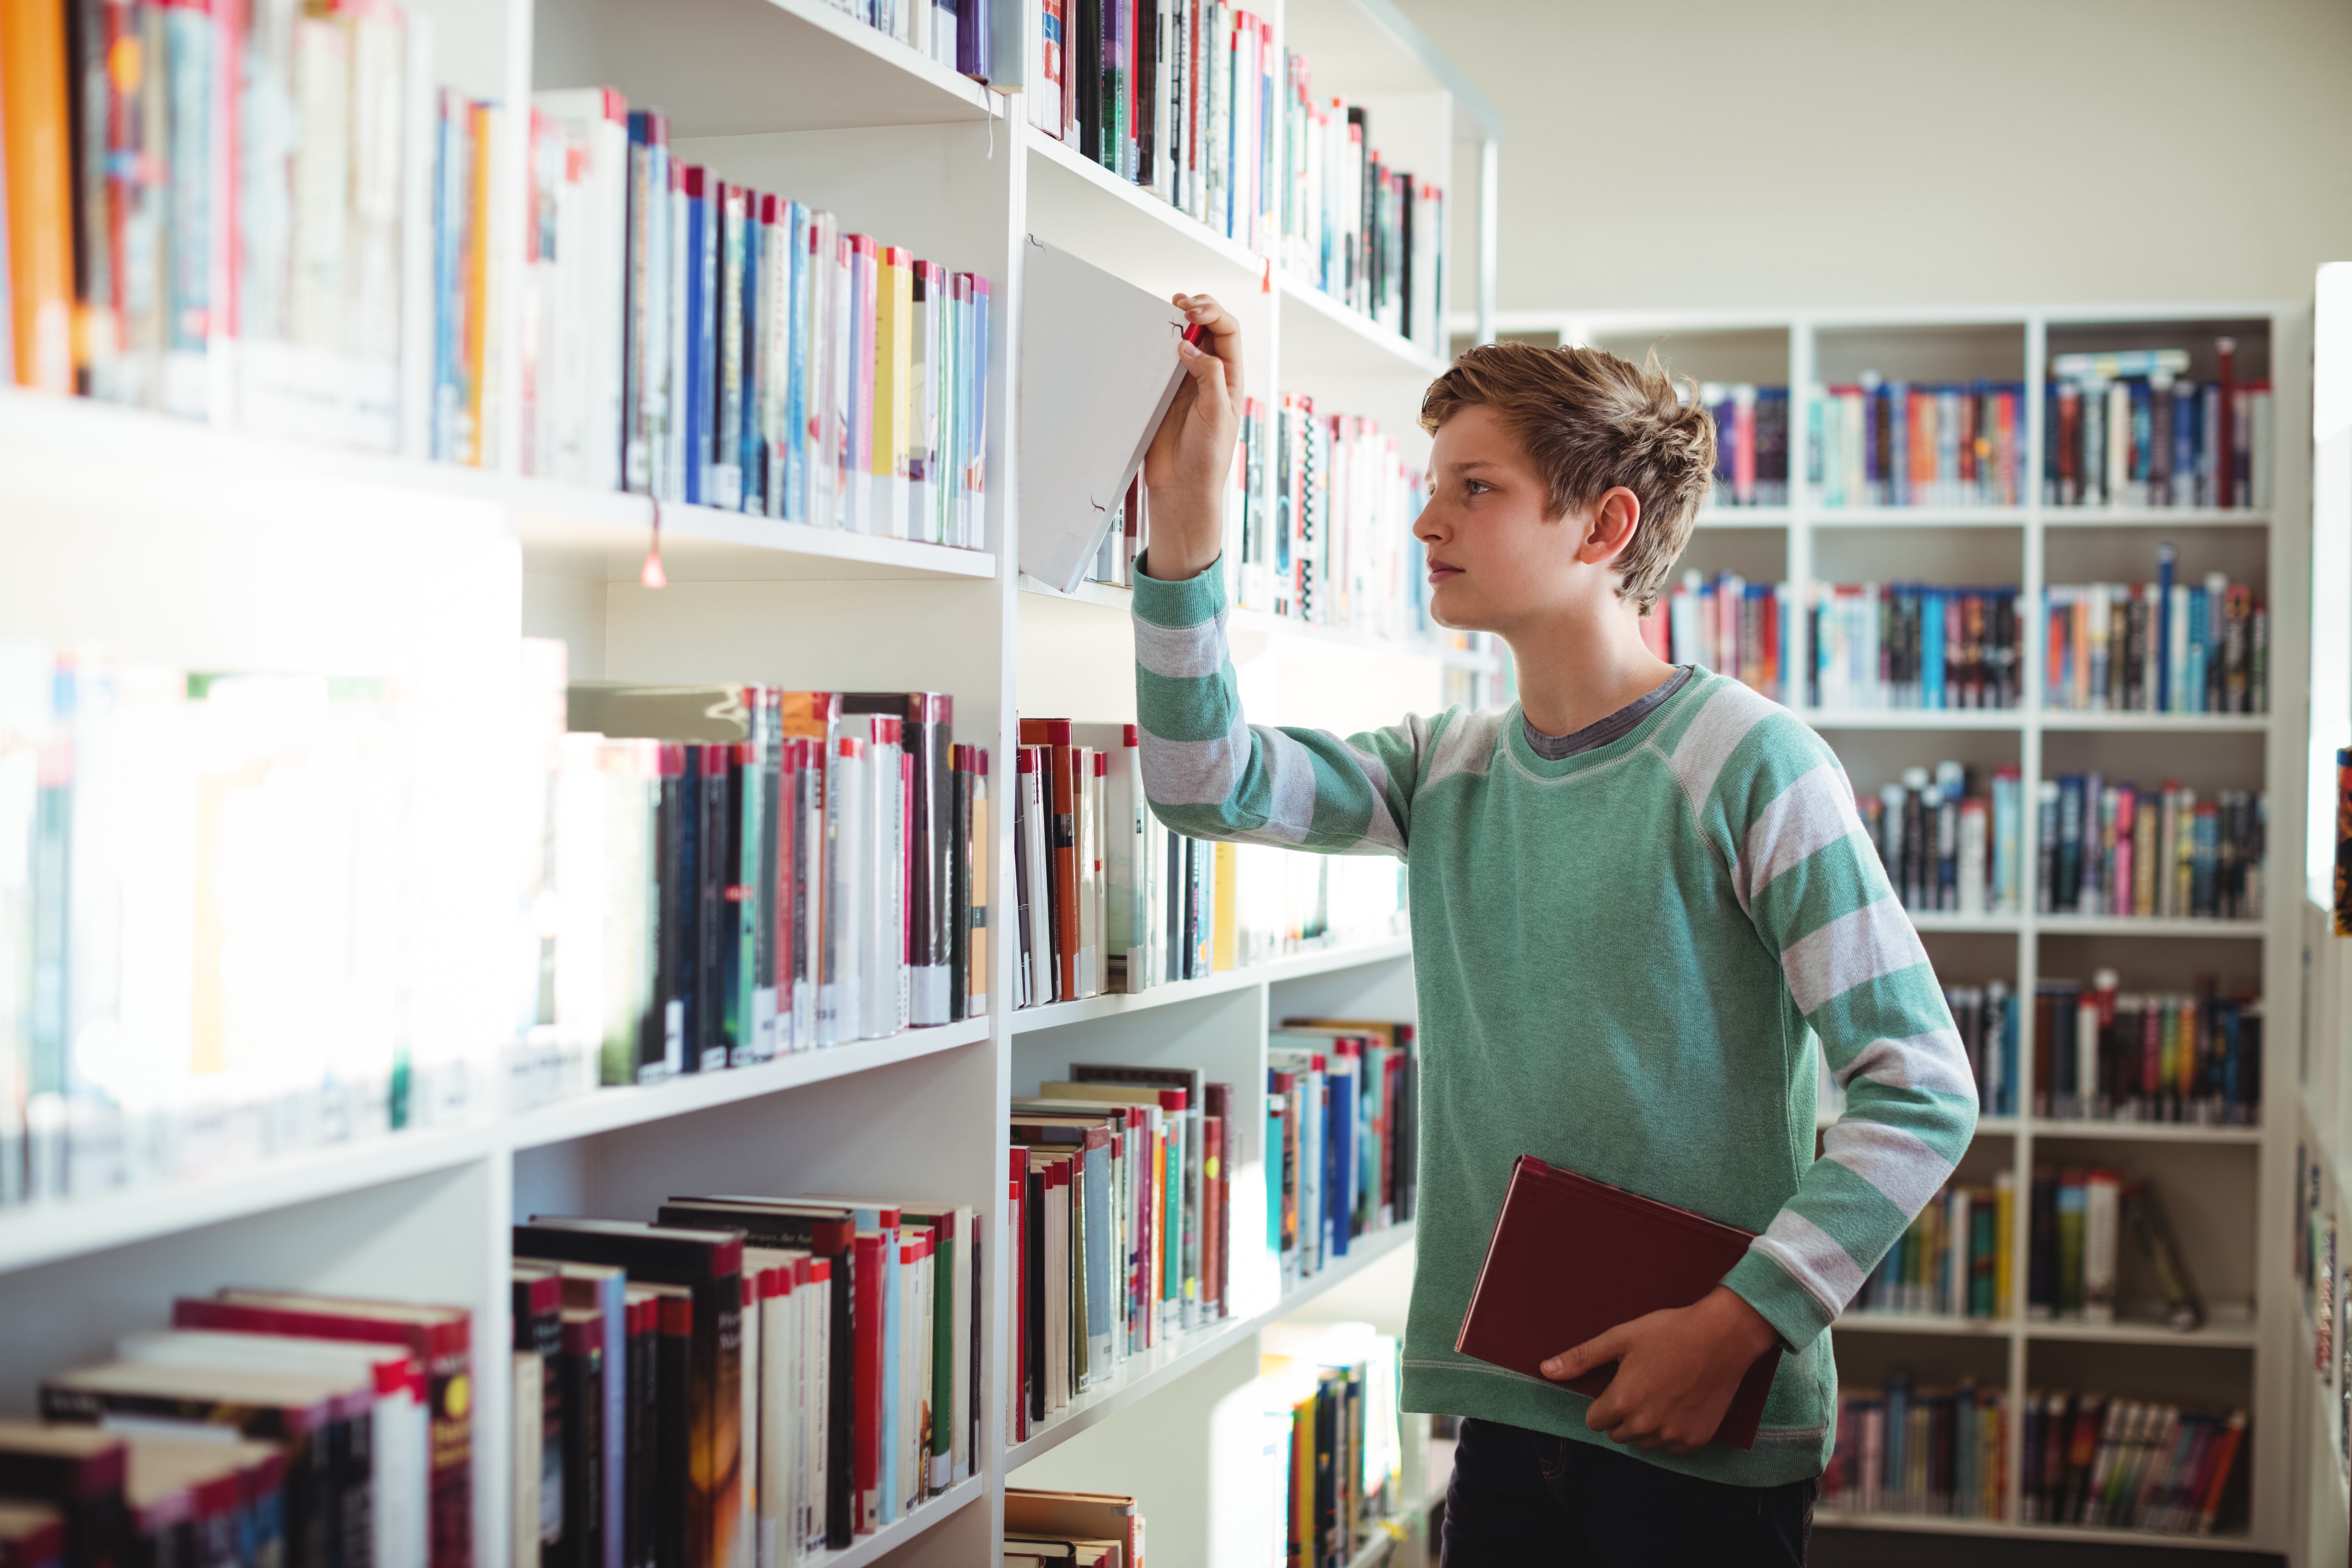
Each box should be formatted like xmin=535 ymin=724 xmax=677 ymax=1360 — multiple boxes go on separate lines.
xmin=1418 ymin=404 xmax=1624 ymax=635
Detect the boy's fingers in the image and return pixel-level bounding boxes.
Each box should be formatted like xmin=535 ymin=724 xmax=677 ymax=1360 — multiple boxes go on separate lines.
xmin=1543 ymin=1327 xmax=1625 ymax=1382
xmin=1177 ymin=337 xmax=1230 ymax=417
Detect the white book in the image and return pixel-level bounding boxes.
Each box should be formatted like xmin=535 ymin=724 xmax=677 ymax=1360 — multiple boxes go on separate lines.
xmin=1946 ymin=1188 xmax=1970 ymax=1317
xmin=1022 ymin=756 xmax=1055 ymax=1003
xmin=512 ymin=1351 xmax=543 ymax=1568
xmin=532 ymin=88 xmax=629 ymax=490
xmin=2084 ymin=1170 xmax=2120 ymax=1323
xmin=1014 ymin=238 xmax=1194 ymax=591
xmin=738 ymin=1260 xmax=762 ymax=1568
xmin=857 ymin=716 xmax=903 ymax=1041
xmin=804 ymin=1269 xmax=830 ymax=1554
xmin=821 ymin=736 xmax=866 ymax=1046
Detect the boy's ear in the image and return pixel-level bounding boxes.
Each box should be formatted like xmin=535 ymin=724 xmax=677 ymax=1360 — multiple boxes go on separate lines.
xmin=1576 ymin=487 xmax=1643 ymax=567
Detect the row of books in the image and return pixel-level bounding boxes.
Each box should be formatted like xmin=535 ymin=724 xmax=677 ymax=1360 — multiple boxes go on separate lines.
xmin=1244 ymin=402 xmax=1429 ymax=639
xmin=2025 ymin=1169 xmax=2204 ymax=1328
xmin=0 ymin=645 xmax=507 ymax=1208
xmin=2037 ymin=779 xmax=2266 ymax=923
xmin=819 ymin=0 xmax=996 ymax=82
xmin=1010 ymin=1065 xmax=1240 ymax=1435
xmin=2043 ymin=563 xmax=2270 ymax=714
xmin=2046 ymin=345 xmax=2272 ymax=509
xmin=1000 ymin=1488 xmax=1143 ymax=1566
xmin=1699 ymin=384 xmax=1791 ymax=508
xmin=1638 ymin=573 xmax=1791 ymax=703
xmin=1821 ymin=1378 xmax=2008 ymax=1519
xmin=2032 ymin=976 xmax=2263 ymax=1127
xmin=1277 ymin=61 xmax=1443 ymax=351
xmin=1258 ymin=1323 xmax=1404 ymax=1568
xmin=1267 ymin=1022 xmax=1419 ymax=1289
xmin=520 ymin=1198 xmax=980 ymax=1561
xmin=1858 ymin=762 xmax=2027 ymax=917
xmin=2017 ymin=1389 xmax=2246 ymax=1532
xmin=1810 ymin=583 xmax=2026 ymax=711
xmin=534 ymin=675 xmax=987 ymax=1114
xmin=1853 ymin=1175 xmax=2014 ymax=1320
xmin=2 ymin=0 xmax=499 ymax=458
xmin=1810 ymin=380 xmax=2032 ymax=509
xmin=525 ymin=94 xmax=990 ymax=544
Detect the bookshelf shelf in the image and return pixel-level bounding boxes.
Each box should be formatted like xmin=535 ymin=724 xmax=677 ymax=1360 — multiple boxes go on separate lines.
xmin=537 ymin=0 xmax=1003 ymax=134
xmin=1025 ymin=130 xmax=1267 ymax=294
xmin=1006 ymin=1222 xmax=1417 ymax=1469
xmin=2027 ymin=1315 xmax=2262 ymax=1348
xmin=804 ymin=1475 xmax=985 ymax=1568
xmin=2026 ymin=1119 xmax=2265 ymax=1145
xmin=1806 ymin=709 xmax=2024 ymax=732
xmin=1277 ymin=272 xmax=1448 ymax=381
xmin=1834 ymin=1311 xmax=2011 ymax=1338
xmin=2037 ymin=711 xmax=2272 ymax=735
xmin=2033 ymin=916 xmax=2270 ymax=940
xmin=1008 ymin=936 xmax=1414 ymax=1033
xmin=1814 ymin=1510 xmax=2253 ymax=1551
xmin=1907 ymin=913 xmax=2023 ymax=935
xmin=1692 ymin=505 xmax=1793 ymax=529
xmin=505 ymin=1018 xmax=995 ymax=1150
xmin=2046 ymin=508 xmax=2272 ymax=529
xmin=512 ymin=490 xmax=999 ymax=584
xmin=1808 ymin=506 xmax=2029 ymax=529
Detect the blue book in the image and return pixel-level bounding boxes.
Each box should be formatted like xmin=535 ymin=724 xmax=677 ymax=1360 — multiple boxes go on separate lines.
xmin=1887 ymin=381 xmax=1910 ymax=507
xmin=1325 ymin=1062 xmax=1354 ymax=1259
xmin=2055 ymin=775 xmax=2085 ymax=912
xmin=686 ymin=168 xmax=717 ymax=506
xmin=2129 ymin=380 xmax=2153 ymax=497
xmin=1923 ymin=589 xmax=1946 ymax=708
xmin=2186 ymin=586 xmax=2209 ymax=713
xmin=434 ymin=94 xmax=467 ymax=462
xmin=784 ymin=203 xmax=811 ymax=524
xmin=1082 ymin=1138 xmax=1112 ymax=1374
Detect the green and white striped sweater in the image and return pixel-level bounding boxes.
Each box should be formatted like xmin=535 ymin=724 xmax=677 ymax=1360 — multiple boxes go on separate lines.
xmin=1133 ymin=561 xmax=1977 ymax=1487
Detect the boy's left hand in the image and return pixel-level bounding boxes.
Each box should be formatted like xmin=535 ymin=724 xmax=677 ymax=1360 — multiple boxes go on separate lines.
xmin=1541 ymin=1286 xmax=1779 ymax=1455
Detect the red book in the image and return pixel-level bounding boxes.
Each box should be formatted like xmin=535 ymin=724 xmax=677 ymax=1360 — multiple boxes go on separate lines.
xmin=1455 ymin=1156 xmax=1782 ymax=1451
xmin=851 ymin=1233 xmax=885 ymax=1533
xmin=1009 ymin=1148 xmax=1028 ymax=1442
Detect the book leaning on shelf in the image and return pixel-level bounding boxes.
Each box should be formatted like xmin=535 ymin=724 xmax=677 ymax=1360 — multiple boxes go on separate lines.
xmin=2043 ymin=545 xmax=2268 ymax=714
xmin=524 ymin=91 xmax=989 ymax=542
xmin=2045 ymin=343 xmax=2270 ymax=510
xmin=2036 ymin=777 xmax=2264 ymax=923
xmin=2032 ymin=973 xmax=2260 ymax=1127
xmin=0 ymin=0 xmax=500 ymax=457
xmin=2025 ymin=1168 xmax=2207 ymax=1330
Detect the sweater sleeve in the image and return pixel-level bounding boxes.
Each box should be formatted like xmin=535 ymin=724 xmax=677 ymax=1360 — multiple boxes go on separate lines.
xmin=1690 ymin=691 xmax=1981 ymax=1350
xmin=1131 ymin=555 xmax=1429 ymax=857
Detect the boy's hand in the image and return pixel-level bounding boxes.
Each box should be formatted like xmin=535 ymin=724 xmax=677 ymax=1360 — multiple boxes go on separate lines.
xmin=1541 ymin=1286 xmax=1779 ymax=1455
xmin=1139 ymin=293 xmax=1244 ymax=581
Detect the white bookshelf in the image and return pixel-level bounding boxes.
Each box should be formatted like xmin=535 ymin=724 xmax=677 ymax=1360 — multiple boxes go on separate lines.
xmin=0 ymin=0 xmax=1498 ymax=1565
xmin=1469 ymin=302 xmax=2311 ymax=1552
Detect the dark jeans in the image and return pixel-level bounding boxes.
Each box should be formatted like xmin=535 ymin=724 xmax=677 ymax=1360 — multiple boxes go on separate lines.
xmin=1439 ymin=1417 xmax=1816 ymax=1568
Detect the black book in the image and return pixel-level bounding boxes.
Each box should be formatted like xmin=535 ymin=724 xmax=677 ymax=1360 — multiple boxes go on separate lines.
xmin=653 ymin=1202 xmax=855 ymax=1552
xmin=1075 ymin=0 xmax=1102 ymax=162
xmin=2027 ymin=1168 xmax=2057 ymax=1317
xmin=1013 ymin=747 xmax=1036 ymax=1006
xmin=0 ymin=1423 xmax=128 ymax=1568
xmin=1134 ymin=0 xmax=1158 ymax=189
xmin=1025 ymin=1160 xmax=1048 ymax=1423
xmin=948 ymin=745 xmax=972 ymax=1022
xmin=642 ymin=1286 xmax=694 ymax=1568
xmin=552 ymin=1310 xmax=605 ymax=1568
xmin=693 ymin=743 xmax=732 ymax=1072
xmin=622 ymin=1288 xmax=659 ymax=1568
xmin=513 ymin=1222 xmax=744 ymax=1568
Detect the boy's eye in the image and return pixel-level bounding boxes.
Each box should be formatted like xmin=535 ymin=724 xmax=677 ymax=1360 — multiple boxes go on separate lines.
xmin=1465 ymin=480 xmax=1491 ymax=495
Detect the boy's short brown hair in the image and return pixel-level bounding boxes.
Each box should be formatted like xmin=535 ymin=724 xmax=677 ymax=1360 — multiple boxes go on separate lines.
xmin=1419 ymin=342 xmax=1716 ymax=614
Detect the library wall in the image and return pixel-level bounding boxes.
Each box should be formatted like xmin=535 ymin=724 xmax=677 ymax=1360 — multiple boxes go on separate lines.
xmin=1403 ymin=0 xmax=2352 ymax=312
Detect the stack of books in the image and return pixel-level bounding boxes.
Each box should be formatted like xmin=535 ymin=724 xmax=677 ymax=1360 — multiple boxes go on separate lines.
xmin=2032 ymin=974 xmax=2262 ymax=1125
xmin=2042 ymin=550 xmax=2269 ymax=714
xmin=2025 ymin=1170 xmax=2205 ymax=1329
xmin=1856 ymin=761 xmax=2027 ymax=918
xmin=0 ymin=645 xmax=504 ymax=1208
xmin=1 ymin=1288 xmax=471 ymax=1568
xmin=2036 ymin=779 xmax=2265 ymax=922
xmin=1699 ymin=384 xmax=1792 ymax=508
xmin=1639 ymin=572 xmax=1792 ymax=704
xmin=526 ymin=92 xmax=991 ymax=543
xmin=1010 ymin=1067 xmax=1242 ymax=1436
xmin=2018 ymin=1390 xmax=2247 ymax=1534
xmin=1003 ymin=1487 xmax=1143 ymax=1565
xmin=1853 ymin=1176 xmax=2014 ymax=1320
xmin=2044 ymin=344 xmax=2271 ymax=510
xmin=1809 ymin=381 xmax=2030 ymax=508
xmin=1823 ymin=1376 xmax=2008 ymax=1519
xmin=1259 ymin=1323 xmax=1407 ymax=1568
xmin=537 ymin=673 xmax=988 ymax=1111
xmin=1808 ymin=582 xmax=2026 ymax=710
xmin=1267 ymin=1020 xmax=1419 ymax=1291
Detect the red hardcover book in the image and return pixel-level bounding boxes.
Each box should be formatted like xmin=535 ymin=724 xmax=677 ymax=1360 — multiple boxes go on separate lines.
xmin=1454 ymin=1155 xmax=1782 ymax=1451
xmin=179 ymin=1292 xmax=473 ymax=1568
xmin=851 ymin=1232 xmax=885 ymax=1533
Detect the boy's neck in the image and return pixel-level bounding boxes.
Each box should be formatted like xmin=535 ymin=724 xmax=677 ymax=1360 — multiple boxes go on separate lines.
xmin=1507 ymin=607 xmax=1679 ymax=738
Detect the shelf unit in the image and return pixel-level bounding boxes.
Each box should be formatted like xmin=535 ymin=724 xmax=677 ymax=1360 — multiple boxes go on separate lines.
xmin=0 ymin=0 xmax=1497 ymax=1565
xmin=1463 ymin=303 xmax=2311 ymax=1552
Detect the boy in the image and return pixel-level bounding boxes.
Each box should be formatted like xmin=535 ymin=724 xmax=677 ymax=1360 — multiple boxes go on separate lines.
xmin=1136 ymin=299 xmax=1977 ymax=1565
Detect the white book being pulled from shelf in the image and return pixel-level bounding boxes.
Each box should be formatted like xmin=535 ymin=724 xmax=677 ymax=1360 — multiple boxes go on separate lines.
xmin=1016 ymin=238 xmax=1192 ymax=593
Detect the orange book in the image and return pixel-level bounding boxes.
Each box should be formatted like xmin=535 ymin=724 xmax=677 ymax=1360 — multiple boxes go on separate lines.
xmin=464 ymin=100 xmax=497 ymax=465
xmin=2 ymin=0 xmax=75 ymax=389
xmin=1017 ymin=718 xmax=1082 ymax=999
